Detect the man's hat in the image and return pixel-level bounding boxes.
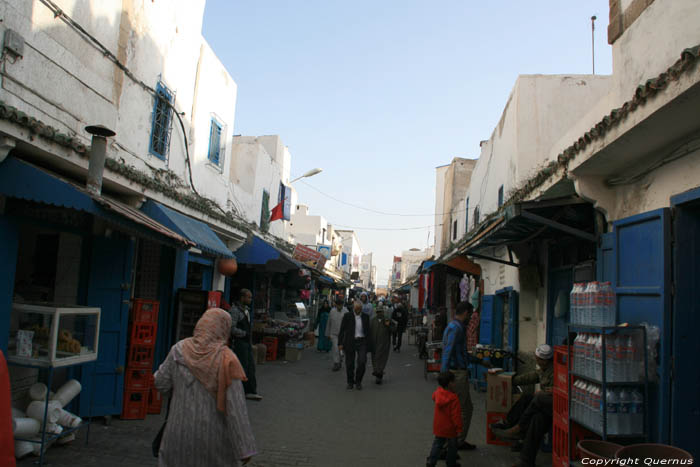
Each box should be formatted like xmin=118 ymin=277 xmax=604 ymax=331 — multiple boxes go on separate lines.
xmin=535 ymin=344 xmax=553 ymax=360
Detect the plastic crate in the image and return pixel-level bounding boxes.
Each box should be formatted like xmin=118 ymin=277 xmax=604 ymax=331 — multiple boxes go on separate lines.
xmin=127 ymin=345 xmax=154 ymax=369
xmin=553 ymin=415 xmax=600 ymax=465
xmin=553 ymin=345 xmax=568 ymax=393
xmin=486 ymin=411 xmax=511 ymax=446
xmin=129 ymin=322 xmax=157 ymax=346
xmin=121 ymin=389 xmax=148 ymax=420
xmin=131 ymin=299 xmax=160 ymax=324
xmin=263 ymin=337 xmax=278 ymax=361
xmin=124 ymin=368 xmax=151 ymax=390
xmin=553 ymin=387 xmax=569 ymax=427
xmin=147 ymin=375 xmax=162 ymax=415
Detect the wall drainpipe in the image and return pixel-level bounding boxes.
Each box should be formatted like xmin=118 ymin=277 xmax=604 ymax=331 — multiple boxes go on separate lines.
xmin=85 ymin=124 xmax=116 ymax=196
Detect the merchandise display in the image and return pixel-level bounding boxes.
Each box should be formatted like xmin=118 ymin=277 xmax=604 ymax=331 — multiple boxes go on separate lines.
xmin=8 ymin=303 xmax=100 ymax=367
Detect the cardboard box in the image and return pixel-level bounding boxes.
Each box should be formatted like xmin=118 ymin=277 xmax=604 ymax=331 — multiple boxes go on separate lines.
xmin=285 ymin=347 xmax=302 ymax=361
xmin=486 ymin=371 xmax=516 ymax=413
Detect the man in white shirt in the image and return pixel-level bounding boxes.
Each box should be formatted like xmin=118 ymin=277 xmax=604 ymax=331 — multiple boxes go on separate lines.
xmin=338 ymin=302 xmax=373 ymax=390
xmin=325 ymin=297 xmax=348 ymax=371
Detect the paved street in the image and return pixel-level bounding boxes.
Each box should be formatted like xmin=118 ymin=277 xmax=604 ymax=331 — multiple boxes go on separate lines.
xmin=18 ymin=338 xmax=551 ymax=467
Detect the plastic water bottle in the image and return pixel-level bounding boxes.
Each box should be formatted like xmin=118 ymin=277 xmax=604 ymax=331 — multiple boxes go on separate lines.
xmin=630 ymin=390 xmax=644 ymax=434
xmin=582 ymin=282 xmax=592 ymax=325
xmin=622 ymin=335 xmax=636 ymax=381
xmin=605 ymin=334 xmax=616 ymax=382
xmin=584 ymin=383 xmax=594 ymax=427
xmin=619 ymin=388 xmax=632 ymax=434
xmin=586 ymin=333 xmax=597 ymax=378
xmin=605 ymin=388 xmax=619 ymax=435
xmin=593 ymin=334 xmax=602 ymax=380
xmin=593 ymin=384 xmax=603 ymax=432
xmin=601 ymin=282 xmax=616 ymax=326
xmin=573 ymin=334 xmax=583 ymax=374
xmin=570 ymin=283 xmax=579 ymax=324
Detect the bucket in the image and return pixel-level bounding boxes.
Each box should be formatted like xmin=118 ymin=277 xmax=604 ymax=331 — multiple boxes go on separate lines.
xmin=615 ymin=444 xmax=694 ymax=462
xmin=578 ymin=440 xmax=623 ymax=460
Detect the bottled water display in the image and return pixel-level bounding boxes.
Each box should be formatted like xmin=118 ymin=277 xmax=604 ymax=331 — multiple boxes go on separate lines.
xmin=569 ymin=281 xmax=616 ymax=326
xmin=606 ymin=387 xmax=619 ymax=435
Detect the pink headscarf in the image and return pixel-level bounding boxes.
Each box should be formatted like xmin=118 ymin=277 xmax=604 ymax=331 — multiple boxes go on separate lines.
xmin=180 ymin=308 xmax=247 ymax=413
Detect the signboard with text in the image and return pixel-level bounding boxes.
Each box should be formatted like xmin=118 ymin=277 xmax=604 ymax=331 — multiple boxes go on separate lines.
xmin=293 ymin=244 xmax=327 ymax=270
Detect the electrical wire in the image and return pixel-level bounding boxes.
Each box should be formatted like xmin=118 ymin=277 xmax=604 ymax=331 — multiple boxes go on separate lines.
xmin=328 ymin=222 xmax=446 ymax=231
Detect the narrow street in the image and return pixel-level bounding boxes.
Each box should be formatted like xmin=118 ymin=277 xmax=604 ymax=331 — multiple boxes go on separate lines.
xmin=18 ymin=337 xmax=551 ymax=467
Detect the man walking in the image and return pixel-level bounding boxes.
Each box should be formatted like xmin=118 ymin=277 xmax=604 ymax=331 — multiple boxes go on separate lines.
xmin=370 ymin=304 xmax=395 ymax=384
xmin=360 ymin=292 xmax=373 ymax=318
xmin=326 ymin=297 xmax=348 ymax=371
xmin=391 ymin=295 xmax=408 ymax=352
xmin=338 ymin=302 xmax=372 ymax=390
xmin=229 ymin=289 xmax=262 ymax=401
xmin=441 ymin=301 xmax=489 ymax=450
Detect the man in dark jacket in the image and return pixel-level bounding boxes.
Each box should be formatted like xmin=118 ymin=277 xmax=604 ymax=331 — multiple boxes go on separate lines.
xmin=391 ymin=295 xmax=408 ymax=352
xmin=229 ymin=288 xmax=261 ymax=401
xmin=338 ymin=302 xmax=373 ymax=390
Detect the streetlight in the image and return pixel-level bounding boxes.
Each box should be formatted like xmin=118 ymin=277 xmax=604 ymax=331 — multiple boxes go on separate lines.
xmin=289 ymin=167 xmax=323 ymax=184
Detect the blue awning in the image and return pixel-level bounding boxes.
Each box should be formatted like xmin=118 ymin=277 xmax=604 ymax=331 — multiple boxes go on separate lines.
xmin=234 ymin=235 xmax=281 ymax=264
xmin=0 ymin=157 xmax=193 ymax=247
xmin=141 ymin=200 xmax=233 ymax=258
xmin=318 ymin=275 xmax=334 ymax=285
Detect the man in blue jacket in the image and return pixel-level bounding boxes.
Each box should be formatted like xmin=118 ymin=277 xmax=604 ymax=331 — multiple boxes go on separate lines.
xmin=441 ymin=301 xmax=490 ymax=450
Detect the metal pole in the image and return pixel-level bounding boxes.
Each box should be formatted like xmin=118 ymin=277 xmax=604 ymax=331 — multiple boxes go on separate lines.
xmin=591 ymin=16 xmax=597 ymax=75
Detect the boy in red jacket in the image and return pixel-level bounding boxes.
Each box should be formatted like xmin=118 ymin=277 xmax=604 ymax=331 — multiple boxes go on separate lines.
xmin=426 ymin=371 xmax=463 ymax=467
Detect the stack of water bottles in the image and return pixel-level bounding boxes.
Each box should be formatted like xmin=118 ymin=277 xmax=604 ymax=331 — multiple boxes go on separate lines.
xmin=571 ymin=380 xmax=644 ymax=435
xmin=570 ymin=281 xmax=616 ymax=326
xmin=572 ymin=333 xmax=639 ymax=382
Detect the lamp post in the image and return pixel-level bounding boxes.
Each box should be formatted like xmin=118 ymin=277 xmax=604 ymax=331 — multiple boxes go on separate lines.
xmin=289 ymin=167 xmax=323 ymax=184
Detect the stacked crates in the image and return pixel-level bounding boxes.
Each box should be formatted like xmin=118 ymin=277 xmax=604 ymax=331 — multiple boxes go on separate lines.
xmin=121 ymin=299 xmax=159 ymax=419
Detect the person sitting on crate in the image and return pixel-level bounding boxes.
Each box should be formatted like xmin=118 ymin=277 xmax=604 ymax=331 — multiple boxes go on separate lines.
xmin=491 ymin=344 xmax=554 ymax=467
xmin=229 ymin=289 xmax=262 ymax=401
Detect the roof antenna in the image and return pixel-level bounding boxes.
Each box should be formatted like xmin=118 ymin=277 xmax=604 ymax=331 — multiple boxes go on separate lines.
xmin=591 ymin=15 xmax=597 ymax=75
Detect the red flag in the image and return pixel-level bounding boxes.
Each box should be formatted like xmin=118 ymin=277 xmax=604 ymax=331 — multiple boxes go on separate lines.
xmin=269 ymin=201 xmax=284 ymax=222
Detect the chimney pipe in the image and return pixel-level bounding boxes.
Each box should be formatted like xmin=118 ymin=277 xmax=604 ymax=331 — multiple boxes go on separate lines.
xmin=85 ymin=124 xmax=115 ymax=196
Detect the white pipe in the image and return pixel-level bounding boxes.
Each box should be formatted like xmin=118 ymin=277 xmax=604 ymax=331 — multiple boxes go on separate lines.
xmin=29 ymin=382 xmax=48 ymax=401
xmin=53 ymin=379 xmax=81 ymax=407
xmin=12 ymin=417 xmax=41 ymax=437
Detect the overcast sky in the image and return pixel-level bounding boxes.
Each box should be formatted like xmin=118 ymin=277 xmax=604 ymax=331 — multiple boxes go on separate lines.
xmin=202 ymin=1 xmax=613 ymax=285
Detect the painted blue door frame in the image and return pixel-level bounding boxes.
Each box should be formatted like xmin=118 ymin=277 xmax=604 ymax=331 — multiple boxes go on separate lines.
xmin=670 ymin=188 xmax=700 ymax=457
xmin=0 ymin=217 xmax=19 ymax=354
xmin=78 ymin=235 xmax=135 ymax=417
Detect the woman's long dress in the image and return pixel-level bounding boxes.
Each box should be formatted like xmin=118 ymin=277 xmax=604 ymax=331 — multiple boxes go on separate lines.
xmin=154 ymin=342 xmax=257 ymax=467
xmin=316 ymin=311 xmax=332 ymax=351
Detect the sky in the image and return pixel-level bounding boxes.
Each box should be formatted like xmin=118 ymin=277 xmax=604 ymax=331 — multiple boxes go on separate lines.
xmin=202 ymin=1 xmax=613 ymax=286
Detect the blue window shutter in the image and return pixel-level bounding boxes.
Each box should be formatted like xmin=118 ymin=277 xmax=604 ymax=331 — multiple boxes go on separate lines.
xmin=149 ymin=81 xmax=174 ymax=160
xmin=498 ymin=185 xmax=504 ymax=208
xmin=465 ymin=198 xmax=469 ymax=231
xmin=208 ymin=119 xmax=222 ymax=165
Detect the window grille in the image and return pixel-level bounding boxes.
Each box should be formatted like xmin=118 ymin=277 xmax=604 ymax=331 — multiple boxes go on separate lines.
xmin=498 ymin=185 xmax=504 ymax=208
xmin=207 ymin=118 xmax=223 ymax=165
xmin=149 ymin=81 xmax=174 ymax=160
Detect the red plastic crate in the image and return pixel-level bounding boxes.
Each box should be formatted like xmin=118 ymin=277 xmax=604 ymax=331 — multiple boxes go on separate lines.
xmin=124 ymin=368 xmax=151 ymax=390
xmin=131 ymin=299 xmax=160 ymax=324
xmin=129 ymin=322 xmax=157 ymax=346
xmin=263 ymin=337 xmax=278 ymax=361
xmin=127 ymin=345 xmax=154 ymax=368
xmin=552 ymin=415 xmax=600 ymax=464
xmin=121 ymin=389 xmax=148 ymax=420
xmin=553 ymin=345 xmax=569 ymax=393
xmin=486 ymin=411 xmax=512 ymax=446
xmin=553 ymin=387 xmax=569 ymax=427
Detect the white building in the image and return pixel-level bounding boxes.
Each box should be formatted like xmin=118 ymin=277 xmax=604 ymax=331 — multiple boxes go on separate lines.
xmin=400 ymin=247 xmax=432 ymax=282
xmin=360 ymin=253 xmax=373 ymax=290
xmin=433 ymin=158 xmax=477 ymax=257
xmin=336 ymin=230 xmax=363 ymax=279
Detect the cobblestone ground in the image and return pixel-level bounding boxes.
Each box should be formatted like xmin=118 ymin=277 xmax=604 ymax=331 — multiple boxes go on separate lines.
xmin=18 ymin=337 xmax=551 ymax=467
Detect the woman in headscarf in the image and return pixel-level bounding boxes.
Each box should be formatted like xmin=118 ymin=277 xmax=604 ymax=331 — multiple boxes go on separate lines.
xmin=315 ymin=299 xmax=332 ymax=352
xmin=154 ymin=308 xmax=257 ymax=466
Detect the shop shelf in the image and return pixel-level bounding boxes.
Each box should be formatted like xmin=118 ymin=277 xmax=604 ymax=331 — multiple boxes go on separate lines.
xmin=131 ymin=299 xmax=160 ymax=324
xmin=127 ymin=344 xmax=154 ymax=369
xmin=129 ymin=322 xmax=157 ymax=346
xmin=121 ymin=388 xmax=148 ymax=420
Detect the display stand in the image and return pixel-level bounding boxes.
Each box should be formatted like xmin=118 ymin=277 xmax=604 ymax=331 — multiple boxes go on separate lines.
xmin=566 ymin=325 xmax=649 ymax=464
xmin=9 ymin=360 xmax=95 ymax=467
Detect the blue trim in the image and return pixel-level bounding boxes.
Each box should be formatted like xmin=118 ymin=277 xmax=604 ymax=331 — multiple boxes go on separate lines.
xmin=188 ymin=254 xmax=214 ymax=266
xmin=207 ymin=118 xmax=222 ymax=165
xmin=0 ymin=218 xmax=18 ymax=353
xmin=149 ymin=81 xmax=174 ymax=160
xmin=234 ymin=235 xmax=281 ymax=265
xmin=141 ymin=200 xmax=234 ymax=258
xmin=670 ymin=186 xmax=700 ymax=206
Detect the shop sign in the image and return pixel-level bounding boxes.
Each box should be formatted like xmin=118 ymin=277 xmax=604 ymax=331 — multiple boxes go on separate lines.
xmin=293 ymin=244 xmax=326 ymax=270
xmin=317 ymin=245 xmax=331 ymax=260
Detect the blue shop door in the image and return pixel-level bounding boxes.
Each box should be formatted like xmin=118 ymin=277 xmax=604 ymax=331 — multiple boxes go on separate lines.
xmin=508 ymin=290 xmax=519 ymax=356
xmin=612 ymin=208 xmax=671 ymax=444
xmin=78 ymin=236 xmax=134 ymax=417
xmin=479 ymin=295 xmax=495 ymax=345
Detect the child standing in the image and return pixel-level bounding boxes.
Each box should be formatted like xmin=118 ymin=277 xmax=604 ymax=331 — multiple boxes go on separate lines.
xmin=426 ymin=371 xmax=463 ymax=467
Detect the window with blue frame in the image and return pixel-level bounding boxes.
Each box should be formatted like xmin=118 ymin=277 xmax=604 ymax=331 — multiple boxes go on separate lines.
xmin=207 ymin=118 xmax=223 ymax=166
xmin=498 ymin=185 xmax=504 ymax=208
xmin=149 ymin=81 xmax=174 ymax=160
xmin=341 ymin=252 xmax=347 ymax=265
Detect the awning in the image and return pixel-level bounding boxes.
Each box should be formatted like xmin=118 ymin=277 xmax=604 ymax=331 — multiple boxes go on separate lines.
xmin=458 ymin=197 xmax=596 ymax=266
xmin=233 ymin=234 xmax=301 ymax=271
xmin=141 ymin=200 xmax=233 ymax=258
xmin=0 ymin=157 xmax=194 ymax=248
xmin=443 ymin=255 xmax=481 ymax=276
xmin=318 ymin=275 xmax=335 ymax=285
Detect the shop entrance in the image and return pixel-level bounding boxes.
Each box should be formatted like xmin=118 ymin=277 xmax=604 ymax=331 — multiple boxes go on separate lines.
xmin=670 ymin=188 xmax=700 ymax=457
